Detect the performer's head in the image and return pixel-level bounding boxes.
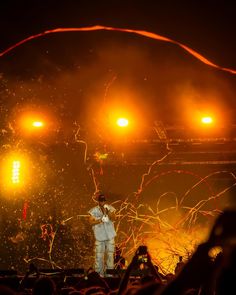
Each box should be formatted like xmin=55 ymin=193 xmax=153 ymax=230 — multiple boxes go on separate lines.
xmin=97 ymin=194 xmax=106 ymax=204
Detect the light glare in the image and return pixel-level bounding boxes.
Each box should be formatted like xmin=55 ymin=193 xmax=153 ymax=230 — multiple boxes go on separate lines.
xmin=0 ymin=153 xmax=30 ymax=193
xmin=32 ymin=121 xmax=43 ymax=127
xmin=201 ymin=116 xmax=213 ymax=124
xmin=117 ymin=118 xmax=129 ymax=127
xmin=12 ymin=161 xmax=20 ymax=184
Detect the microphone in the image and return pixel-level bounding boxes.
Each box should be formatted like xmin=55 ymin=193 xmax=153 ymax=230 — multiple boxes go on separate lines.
xmin=104 ymin=204 xmax=109 ymax=210
xmin=104 ymin=204 xmax=109 ymax=214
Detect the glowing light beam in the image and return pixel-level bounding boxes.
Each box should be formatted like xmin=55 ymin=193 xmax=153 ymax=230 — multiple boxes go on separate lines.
xmin=0 ymin=26 xmax=236 ymax=74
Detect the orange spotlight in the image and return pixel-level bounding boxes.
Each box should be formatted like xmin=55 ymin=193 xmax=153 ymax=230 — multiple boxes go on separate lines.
xmin=201 ymin=116 xmax=213 ymax=124
xmin=18 ymin=113 xmax=49 ymax=136
xmin=117 ymin=118 xmax=129 ymax=127
xmin=22 ymin=117 xmax=45 ymax=131
xmin=32 ymin=121 xmax=44 ymax=128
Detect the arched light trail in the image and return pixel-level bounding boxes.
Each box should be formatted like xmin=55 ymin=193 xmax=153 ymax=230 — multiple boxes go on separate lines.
xmin=0 ymin=25 xmax=236 ymax=74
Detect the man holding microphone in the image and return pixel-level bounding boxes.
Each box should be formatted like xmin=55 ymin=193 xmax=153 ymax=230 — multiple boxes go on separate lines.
xmin=88 ymin=194 xmax=116 ymax=277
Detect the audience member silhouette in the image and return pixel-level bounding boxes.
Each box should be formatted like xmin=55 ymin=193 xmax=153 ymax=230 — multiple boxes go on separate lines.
xmin=32 ymin=276 xmax=57 ymax=295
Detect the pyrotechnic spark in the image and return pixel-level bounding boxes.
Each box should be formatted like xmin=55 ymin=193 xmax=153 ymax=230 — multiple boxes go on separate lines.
xmin=142 ymin=169 xmax=214 ymax=203
xmin=39 ymin=220 xmax=73 ymax=269
xmin=89 ymin=167 xmax=101 ymax=199
xmin=14 ymin=166 xmax=235 ymax=275
xmin=73 ymin=122 xmax=102 ymax=196
xmin=134 ymin=148 xmax=172 ymax=198
xmin=111 ymin=168 xmax=236 ymax=273
xmin=179 ymin=170 xmax=236 ymax=206
xmin=74 ymin=122 xmax=87 ymax=164
xmin=0 ymin=26 xmax=236 ymax=74
xmin=23 ymin=257 xmax=61 ymax=270
xmin=103 ymin=75 xmax=117 ymax=105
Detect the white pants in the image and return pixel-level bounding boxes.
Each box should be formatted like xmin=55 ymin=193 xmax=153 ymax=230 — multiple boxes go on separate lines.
xmin=95 ymin=239 xmax=115 ymax=276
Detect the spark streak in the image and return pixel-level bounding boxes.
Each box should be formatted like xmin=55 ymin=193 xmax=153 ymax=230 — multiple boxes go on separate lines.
xmin=0 ymin=26 xmax=236 ymax=74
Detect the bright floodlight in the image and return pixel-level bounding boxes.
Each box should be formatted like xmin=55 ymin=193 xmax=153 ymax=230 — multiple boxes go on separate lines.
xmin=19 ymin=113 xmax=47 ymax=134
xmin=0 ymin=153 xmax=33 ymax=195
xmin=201 ymin=116 xmax=213 ymax=124
xmin=12 ymin=161 xmax=21 ymax=184
xmin=32 ymin=121 xmax=44 ymax=127
xmin=117 ymin=118 xmax=129 ymax=127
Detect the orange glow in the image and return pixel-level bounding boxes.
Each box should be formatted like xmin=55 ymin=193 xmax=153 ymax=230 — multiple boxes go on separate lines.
xmin=108 ymin=109 xmax=134 ymax=137
xmin=14 ymin=108 xmax=58 ymax=140
xmin=184 ymin=105 xmax=222 ymax=130
xmin=101 ymin=99 xmax=146 ymax=139
xmin=145 ymin=225 xmax=209 ymax=273
xmin=0 ymin=152 xmax=30 ymax=193
xmin=12 ymin=107 xmax=59 ymax=143
xmin=117 ymin=118 xmax=129 ymax=127
xmin=12 ymin=160 xmax=21 ymax=184
xmin=32 ymin=121 xmax=44 ymax=127
xmin=208 ymin=246 xmax=222 ymax=259
xmin=20 ymin=115 xmax=46 ymax=132
xmin=201 ymin=116 xmax=213 ymax=124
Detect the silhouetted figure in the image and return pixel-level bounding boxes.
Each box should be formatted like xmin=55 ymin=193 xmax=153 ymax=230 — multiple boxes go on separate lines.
xmin=117 ymin=245 xmax=163 ymax=295
xmin=32 ymin=276 xmax=57 ymax=295
xmin=0 ymin=285 xmax=16 ymax=295
xmin=114 ymin=246 xmax=126 ymax=270
xmin=145 ymin=209 xmax=236 ymax=295
xmin=174 ymin=256 xmax=185 ymax=275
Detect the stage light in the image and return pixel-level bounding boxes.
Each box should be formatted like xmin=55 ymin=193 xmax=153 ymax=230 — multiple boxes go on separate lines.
xmin=32 ymin=121 xmax=44 ymax=128
xmin=117 ymin=118 xmax=129 ymax=127
xmin=21 ymin=117 xmax=45 ymax=132
xmin=12 ymin=160 xmax=21 ymax=184
xmin=100 ymin=103 xmax=145 ymax=141
xmin=0 ymin=153 xmax=30 ymax=192
xmin=201 ymin=116 xmax=213 ymax=124
xmin=16 ymin=109 xmax=53 ymax=137
xmin=14 ymin=109 xmax=59 ymax=144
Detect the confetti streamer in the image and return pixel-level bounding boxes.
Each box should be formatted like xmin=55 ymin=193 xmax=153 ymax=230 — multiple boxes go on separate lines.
xmin=0 ymin=25 xmax=236 ymax=74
